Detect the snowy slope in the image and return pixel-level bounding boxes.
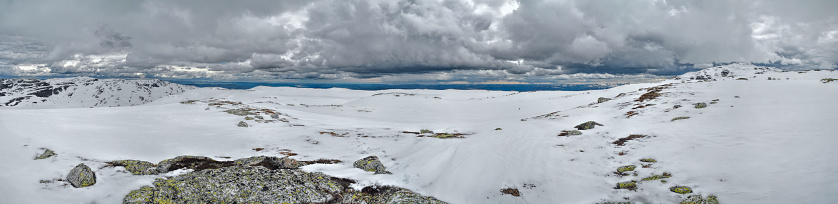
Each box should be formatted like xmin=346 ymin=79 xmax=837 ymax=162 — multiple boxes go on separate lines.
xmin=0 ymin=77 xmax=194 ymax=108
xmin=0 ymin=64 xmax=837 ymax=203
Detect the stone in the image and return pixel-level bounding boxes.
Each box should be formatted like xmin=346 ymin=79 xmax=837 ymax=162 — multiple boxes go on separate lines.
xmin=615 ymin=181 xmax=637 ymax=190
xmin=694 ymin=103 xmax=708 ymax=109
xmin=353 ymin=156 xmax=391 ymax=174
xmin=574 ymin=121 xmax=604 ymax=130
xmin=123 ymin=166 xmax=445 ymax=204
xmin=156 ymin=156 xmax=234 ymax=174
xmin=680 ymin=195 xmax=720 ymax=204
xmin=108 ymin=160 xmax=157 ymax=175
xmin=616 ymin=165 xmax=636 ymax=173
xmin=67 ymin=163 xmax=96 ymax=188
xmin=234 ymin=156 xmax=302 ymax=169
xmin=672 ymin=116 xmax=690 ymax=121
xmin=34 ymin=148 xmax=57 ymax=160
xmin=237 ymin=121 xmax=249 ymax=127
xmin=558 ymin=130 xmax=583 ymax=136
xmin=670 ymin=186 xmax=693 ymax=194
xmin=597 ymin=97 xmax=612 ymax=103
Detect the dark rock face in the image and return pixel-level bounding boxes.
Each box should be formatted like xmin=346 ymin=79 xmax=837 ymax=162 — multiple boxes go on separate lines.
xmin=67 ymin=163 xmax=96 ymax=188
xmin=353 ymin=156 xmax=391 ymax=174
xmin=574 ymin=121 xmax=604 ymax=130
xmin=123 ymin=166 xmax=446 ymax=204
xmin=156 ymin=156 xmax=236 ymax=174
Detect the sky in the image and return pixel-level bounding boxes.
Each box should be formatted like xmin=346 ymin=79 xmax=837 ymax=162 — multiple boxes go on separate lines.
xmin=0 ymin=0 xmax=836 ymax=83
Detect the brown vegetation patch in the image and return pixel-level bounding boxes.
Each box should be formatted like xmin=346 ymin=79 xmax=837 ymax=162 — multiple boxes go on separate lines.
xmin=642 ymin=164 xmax=653 ymax=168
xmin=252 ymin=148 xmax=265 ymax=152
xmin=613 ymin=135 xmax=647 ymax=146
xmin=625 ymin=111 xmax=639 ymax=118
xmin=500 ymin=188 xmax=521 ymax=197
xmin=302 ymin=159 xmax=342 ymax=165
xmin=319 ymin=131 xmax=348 ymax=137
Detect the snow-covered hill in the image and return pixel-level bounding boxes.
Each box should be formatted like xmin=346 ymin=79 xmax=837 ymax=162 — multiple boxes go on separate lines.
xmin=0 ymin=64 xmax=836 ymax=203
xmin=0 ymin=77 xmax=193 ymax=108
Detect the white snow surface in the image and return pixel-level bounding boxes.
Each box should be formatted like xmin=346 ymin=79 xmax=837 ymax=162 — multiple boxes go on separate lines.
xmin=1 ymin=63 xmax=837 ymax=203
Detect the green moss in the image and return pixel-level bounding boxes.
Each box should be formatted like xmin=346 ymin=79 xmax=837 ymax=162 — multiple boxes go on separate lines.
xmin=617 ymin=165 xmax=636 ymax=173
xmin=671 ymin=116 xmax=690 ymax=121
xmin=639 ymin=158 xmax=657 ymax=163
xmin=616 ymin=181 xmax=637 ymax=190
xmin=680 ymin=195 xmax=719 ymax=204
xmin=670 ymin=186 xmax=693 ymax=194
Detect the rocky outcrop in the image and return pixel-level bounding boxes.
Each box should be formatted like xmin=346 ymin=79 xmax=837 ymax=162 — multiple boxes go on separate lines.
xmin=34 ymin=148 xmax=57 ymax=160
xmin=123 ymin=166 xmax=445 ymax=204
xmin=0 ymin=77 xmax=193 ymax=108
xmin=233 ymin=155 xmax=302 ymax=169
xmin=694 ymin=103 xmax=708 ymax=109
xmin=353 ymin=156 xmax=391 ymax=174
xmin=156 ymin=156 xmax=236 ymax=174
xmin=67 ymin=163 xmax=96 ymax=188
xmin=597 ymin=97 xmax=612 ymax=103
xmin=107 ymin=160 xmax=157 ymax=175
xmin=238 ymin=121 xmax=249 ymax=127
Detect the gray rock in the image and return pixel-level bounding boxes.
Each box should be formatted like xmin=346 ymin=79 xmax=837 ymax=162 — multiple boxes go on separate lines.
xmin=234 ymin=156 xmax=302 ymax=169
xmin=123 ymin=166 xmax=445 ymax=204
xmin=597 ymin=97 xmax=612 ymax=103
xmin=574 ymin=121 xmax=604 ymax=130
xmin=67 ymin=163 xmax=96 ymax=188
xmin=270 ymin=113 xmax=280 ymax=119
xmin=156 ymin=155 xmax=234 ymax=174
xmin=353 ymin=156 xmax=391 ymax=174
xmin=34 ymin=148 xmax=57 ymax=160
xmin=695 ymin=103 xmax=708 ymax=109
xmin=107 ymin=160 xmax=157 ymax=175
xmin=237 ymin=121 xmax=249 ymax=127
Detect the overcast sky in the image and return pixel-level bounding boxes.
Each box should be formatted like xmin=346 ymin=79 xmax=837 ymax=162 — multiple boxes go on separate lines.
xmin=0 ymin=0 xmax=836 ymax=83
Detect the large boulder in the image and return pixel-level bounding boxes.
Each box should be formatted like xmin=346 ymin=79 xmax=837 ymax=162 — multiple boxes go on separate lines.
xmin=353 ymin=156 xmax=391 ymax=174
xmin=123 ymin=166 xmax=445 ymax=204
xmin=67 ymin=163 xmax=96 ymax=188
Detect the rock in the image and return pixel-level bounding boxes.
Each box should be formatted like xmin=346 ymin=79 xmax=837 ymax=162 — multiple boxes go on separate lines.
xmin=270 ymin=113 xmax=280 ymax=119
xmin=353 ymin=156 xmax=391 ymax=174
xmin=640 ymin=158 xmax=657 ymax=163
xmin=616 ymin=165 xmax=636 ymax=173
xmin=234 ymin=156 xmax=302 ymax=169
xmin=671 ymin=116 xmax=690 ymax=121
xmin=670 ymin=186 xmax=693 ymax=194
xmin=34 ymin=148 xmax=57 ymax=160
xmin=681 ymin=195 xmax=720 ymax=204
xmin=344 ymin=186 xmax=448 ymax=203
xmin=67 ymin=163 xmax=96 ymax=188
xmin=108 ymin=160 xmax=157 ymax=175
xmin=499 ymin=188 xmax=520 ymax=197
xmin=822 ymin=78 xmax=837 ymax=83
xmin=597 ymin=97 xmax=612 ymax=103
xmin=558 ymin=130 xmax=583 ymax=136
xmin=615 ymin=181 xmax=637 ymax=190
xmin=641 ymin=172 xmax=672 ymax=181
xmin=224 ymin=108 xmax=256 ymax=116
xmin=721 ymin=69 xmax=730 ymax=77
xmin=123 ymin=166 xmax=445 ymax=204
xmin=237 ymin=121 xmax=249 ymax=127
xmin=156 ymin=156 xmax=234 ymax=174
xmin=695 ymin=103 xmax=708 ymax=109
xmin=574 ymin=121 xmax=604 ymax=130
xmin=674 ymin=105 xmax=682 ymax=109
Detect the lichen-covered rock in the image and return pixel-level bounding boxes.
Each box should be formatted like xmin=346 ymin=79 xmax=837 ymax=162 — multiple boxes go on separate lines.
xmin=353 ymin=156 xmax=391 ymax=174
xmin=234 ymin=156 xmax=302 ymax=169
xmin=694 ymin=103 xmax=708 ymax=109
xmin=616 ymin=165 xmax=636 ymax=173
xmin=597 ymin=97 xmax=612 ymax=103
xmin=615 ymin=181 xmax=636 ymax=190
xmin=124 ymin=166 xmax=348 ymax=204
xmin=680 ymin=195 xmax=720 ymax=204
xmin=123 ymin=166 xmax=444 ymax=204
xmin=343 ymin=186 xmax=447 ymax=204
xmin=670 ymin=186 xmax=693 ymax=194
xmin=639 ymin=158 xmax=657 ymax=163
xmin=156 ymin=156 xmax=234 ymax=174
xmin=641 ymin=173 xmax=671 ymax=181
xmin=67 ymin=163 xmax=96 ymax=188
xmin=34 ymin=148 xmax=57 ymax=160
xmin=672 ymin=116 xmax=690 ymax=121
xmin=674 ymin=105 xmax=682 ymax=109
xmin=237 ymin=121 xmax=249 ymax=127
xmin=224 ymin=108 xmax=256 ymax=116
xmin=574 ymin=121 xmax=604 ymax=130
xmin=558 ymin=130 xmax=583 ymax=136
xmin=108 ymin=160 xmax=157 ymax=175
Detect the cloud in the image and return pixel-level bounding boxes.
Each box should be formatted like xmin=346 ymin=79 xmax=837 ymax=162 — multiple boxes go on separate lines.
xmin=0 ymin=0 xmax=836 ymax=81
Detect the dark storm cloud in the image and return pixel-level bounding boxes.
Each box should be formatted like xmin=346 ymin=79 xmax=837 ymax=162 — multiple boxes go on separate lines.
xmin=0 ymin=0 xmax=836 ymax=80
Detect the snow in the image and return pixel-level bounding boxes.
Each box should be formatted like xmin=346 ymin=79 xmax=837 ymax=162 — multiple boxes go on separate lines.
xmin=1 ymin=63 xmax=837 ymax=203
